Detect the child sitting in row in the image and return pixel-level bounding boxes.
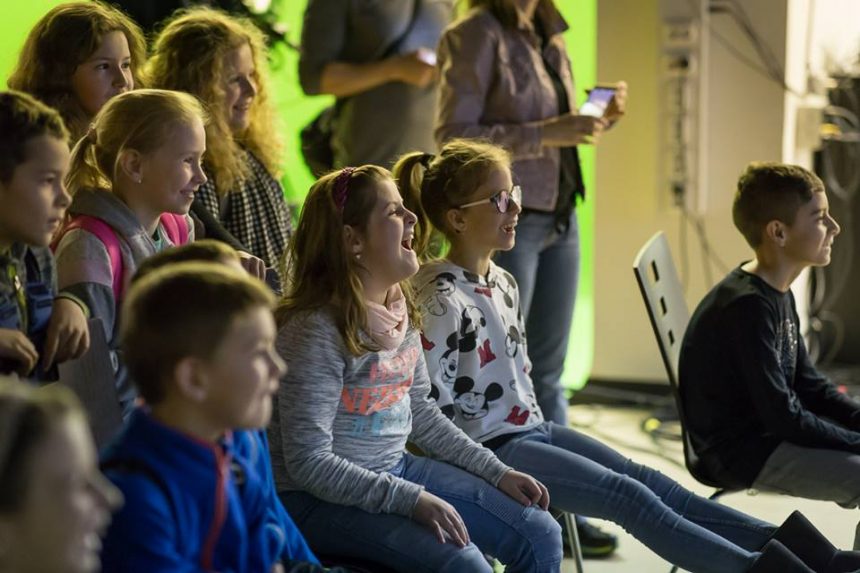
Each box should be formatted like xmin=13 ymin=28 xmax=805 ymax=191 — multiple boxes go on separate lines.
xmin=402 ymin=139 xmax=860 ymax=573
xmin=0 ymin=377 xmax=122 ymax=573
xmin=53 ymin=88 xmax=206 ymax=414
xmin=100 ymin=260 xmax=329 ymax=572
xmin=9 ymin=2 xmax=269 ymax=276
xmin=0 ymin=91 xmax=89 ymax=381
xmin=268 ymin=165 xmax=562 ymax=572
xmin=7 ymin=1 xmax=145 ymax=143
xmin=680 ymin=163 xmax=860 ymax=551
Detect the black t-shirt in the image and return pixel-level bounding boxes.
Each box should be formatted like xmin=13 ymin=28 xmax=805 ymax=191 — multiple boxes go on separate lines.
xmin=679 ymin=266 xmax=860 ymax=487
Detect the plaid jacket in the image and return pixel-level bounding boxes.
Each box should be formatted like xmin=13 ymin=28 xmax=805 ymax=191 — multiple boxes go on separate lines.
xmin=196 ymin=151 xmax=292 ymax=267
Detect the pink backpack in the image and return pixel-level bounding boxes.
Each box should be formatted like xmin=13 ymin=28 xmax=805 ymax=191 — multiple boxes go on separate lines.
xmin=53 ymin=214 xmax=189 ymax=301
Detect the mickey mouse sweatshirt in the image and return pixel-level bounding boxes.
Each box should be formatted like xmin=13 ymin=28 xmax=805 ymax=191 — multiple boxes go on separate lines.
xmin=414 ymin=260 xmax=544 ymax=444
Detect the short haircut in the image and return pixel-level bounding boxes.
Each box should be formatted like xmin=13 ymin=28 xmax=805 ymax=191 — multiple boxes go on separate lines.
xmin=732 ymin=162 xmax=825 ymax=248
xmin=132 ymin=240 xmax=241 ymax=284
xmin=121 ymin=262 xmax=275 ymax=404
xmin=0 ymin=91 xmax=69 ymax=183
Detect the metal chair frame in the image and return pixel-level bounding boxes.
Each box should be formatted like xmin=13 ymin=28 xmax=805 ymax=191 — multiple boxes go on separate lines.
xmin=633 ymin=232 xmax=740 ymax=573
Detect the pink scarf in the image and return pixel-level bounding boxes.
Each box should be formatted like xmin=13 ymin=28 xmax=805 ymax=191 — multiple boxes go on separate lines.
xmin=366 ymin=284 xmax=408 ymax=351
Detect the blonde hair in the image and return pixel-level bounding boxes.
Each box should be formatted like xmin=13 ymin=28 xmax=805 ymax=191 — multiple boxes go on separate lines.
xmin=276 ymin=166 xmax=421 ymax=355
xmin=393 ymin=139 xmax=511 ymax=259
xmin=65 ymin=89 xmax=208 ymax=196
xmin=147 ymin=7 xmax=281 ymax=196
xmin=7 ymin=1 xmax=147 ymax=142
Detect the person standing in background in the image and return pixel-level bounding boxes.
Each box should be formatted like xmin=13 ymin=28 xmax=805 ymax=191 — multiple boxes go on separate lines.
xmin=299 ymin=0 xmax=454 ymax=169
xmin=434 ymin=0 xmax=626 ymax=557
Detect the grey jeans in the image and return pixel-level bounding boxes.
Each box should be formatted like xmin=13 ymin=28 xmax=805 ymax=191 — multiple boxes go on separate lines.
xmin=752 ymin=441 xmax=860 ymax=547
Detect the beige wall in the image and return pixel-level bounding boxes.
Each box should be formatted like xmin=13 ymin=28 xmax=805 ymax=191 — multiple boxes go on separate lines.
xmin=592 ymin=0 xmax=788 ymax=382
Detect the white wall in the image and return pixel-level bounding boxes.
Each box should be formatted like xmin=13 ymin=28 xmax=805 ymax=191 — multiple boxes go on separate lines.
xmin=593 ymin=0 xmax=787 ymax=382
xmin=592 ymin=0 xmax=860 ymax=383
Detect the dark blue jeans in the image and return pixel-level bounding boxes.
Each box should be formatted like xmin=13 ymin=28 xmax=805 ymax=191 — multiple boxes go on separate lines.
xmin=280 ymin=454 xmax=562 ymax=572
xmin=495 ymin=423 xmax=775 ymax=572
xmin=495 ymin=210 xmax=579 ymax=426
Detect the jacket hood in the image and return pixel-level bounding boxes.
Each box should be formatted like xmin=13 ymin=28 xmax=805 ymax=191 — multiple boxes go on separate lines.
xmin=69 ymin=188 xmax=151 ymax=243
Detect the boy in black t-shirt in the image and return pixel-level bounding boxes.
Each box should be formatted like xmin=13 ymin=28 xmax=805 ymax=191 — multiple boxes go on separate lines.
xmin=680 ymin=162 xmax=860 ymax=547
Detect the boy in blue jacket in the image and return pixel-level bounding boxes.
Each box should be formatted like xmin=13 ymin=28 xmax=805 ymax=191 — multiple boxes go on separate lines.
xmin=0 ymin=91 xmax=89 ymax=380
xmin=100 ymin=262 xmax=324 ymax=572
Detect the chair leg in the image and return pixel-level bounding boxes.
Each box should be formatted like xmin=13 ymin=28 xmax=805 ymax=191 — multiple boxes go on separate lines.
xmin=563 ymin=512 xmax=585 ymax=573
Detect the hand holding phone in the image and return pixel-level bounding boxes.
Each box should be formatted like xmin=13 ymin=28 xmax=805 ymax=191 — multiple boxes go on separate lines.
xmin=579 ymin=85 xmax=618 ymax=118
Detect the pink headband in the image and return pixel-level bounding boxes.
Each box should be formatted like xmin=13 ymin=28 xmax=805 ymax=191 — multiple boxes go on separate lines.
xmin=333 ymin=167 xmax=355 ymax=212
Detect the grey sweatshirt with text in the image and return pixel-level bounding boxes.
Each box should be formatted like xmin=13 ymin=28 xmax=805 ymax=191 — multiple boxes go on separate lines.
xmin=268 ymin=307 xmax=511 ymax=517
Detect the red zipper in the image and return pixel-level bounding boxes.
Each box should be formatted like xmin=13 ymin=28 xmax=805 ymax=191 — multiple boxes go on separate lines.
xmin=200 ymin=446 xmax=230 ymax=571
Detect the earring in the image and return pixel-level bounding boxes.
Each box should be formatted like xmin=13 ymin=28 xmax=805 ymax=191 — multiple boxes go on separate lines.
xmin=356 ymin=252 xmax=362 ymax=260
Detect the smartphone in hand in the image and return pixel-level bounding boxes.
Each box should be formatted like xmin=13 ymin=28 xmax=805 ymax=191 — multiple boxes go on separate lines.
xmin=579 ymin=85 xmax=618 ymax=118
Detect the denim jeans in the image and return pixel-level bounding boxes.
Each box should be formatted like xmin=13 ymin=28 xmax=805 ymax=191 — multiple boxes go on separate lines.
xmin=494 ymin=210 xmax=579 ymax=426
xmin=495 ymin=423 xmax=775 ymax=573
xmin=279 ymin=454 xmax=562 ymax=573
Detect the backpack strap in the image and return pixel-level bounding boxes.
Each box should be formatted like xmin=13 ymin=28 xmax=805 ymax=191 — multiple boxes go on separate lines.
xmin=53 ymin=216 xmax=124 ymax=301
xmin=159 ymin=214 xmax=190 ymax=246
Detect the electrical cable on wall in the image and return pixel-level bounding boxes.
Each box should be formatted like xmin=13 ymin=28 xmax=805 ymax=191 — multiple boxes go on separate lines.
xmin=809 ymin=78 xmax=860 ymax=364
xmin=708 ymin=0 xmax=806 ymax=97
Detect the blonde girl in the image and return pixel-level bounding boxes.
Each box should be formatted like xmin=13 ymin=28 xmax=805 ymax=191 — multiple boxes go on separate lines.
xmin=267 ymin=165 xmax=562 ymax=572
xmin=148 ymin=7 xmax=291 ymax=267
xmin=0 ymin=377 xmax=122 ymax=573
xmin=7 ymin=1 xmax=146 ymax=142
xmin=404 ymin=139 xmax=859 ymax=573
xmin=53 ymin=89 xmax=207 ymax=416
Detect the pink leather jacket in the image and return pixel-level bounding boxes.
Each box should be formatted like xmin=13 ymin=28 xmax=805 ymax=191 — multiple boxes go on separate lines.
xmin=435 ymin=3 xmax=575 ymax=211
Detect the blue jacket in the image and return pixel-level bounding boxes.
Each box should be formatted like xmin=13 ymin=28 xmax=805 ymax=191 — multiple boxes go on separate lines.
xmin=100 ymin=409 xmax=320 ymax=572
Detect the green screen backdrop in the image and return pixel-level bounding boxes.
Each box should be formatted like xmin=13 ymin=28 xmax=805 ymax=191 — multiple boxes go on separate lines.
xmin=1 ymin=0 xmax=596 ymax=391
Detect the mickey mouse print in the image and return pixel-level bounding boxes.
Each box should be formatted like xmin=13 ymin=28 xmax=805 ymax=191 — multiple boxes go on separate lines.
xmin=415 ymin=260 xmax=544 ymax=442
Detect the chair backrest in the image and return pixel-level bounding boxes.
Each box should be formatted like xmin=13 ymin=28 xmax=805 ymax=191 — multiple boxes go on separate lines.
xmin=633 ymin=232 xmax=690 ymax=384
xmin=633 ymin=232 xmax=723 ymax=487
xmin=58 ymin=318 xmax=124 ymax=449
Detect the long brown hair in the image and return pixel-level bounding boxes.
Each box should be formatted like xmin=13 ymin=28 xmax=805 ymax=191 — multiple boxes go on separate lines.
xmin=277 ymin=166 xmax=421 ymax=355
xmin=7 ymin=1 xmax=147 ymax=142
xmin=147 ymin=7 xmax=281 ymax=196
